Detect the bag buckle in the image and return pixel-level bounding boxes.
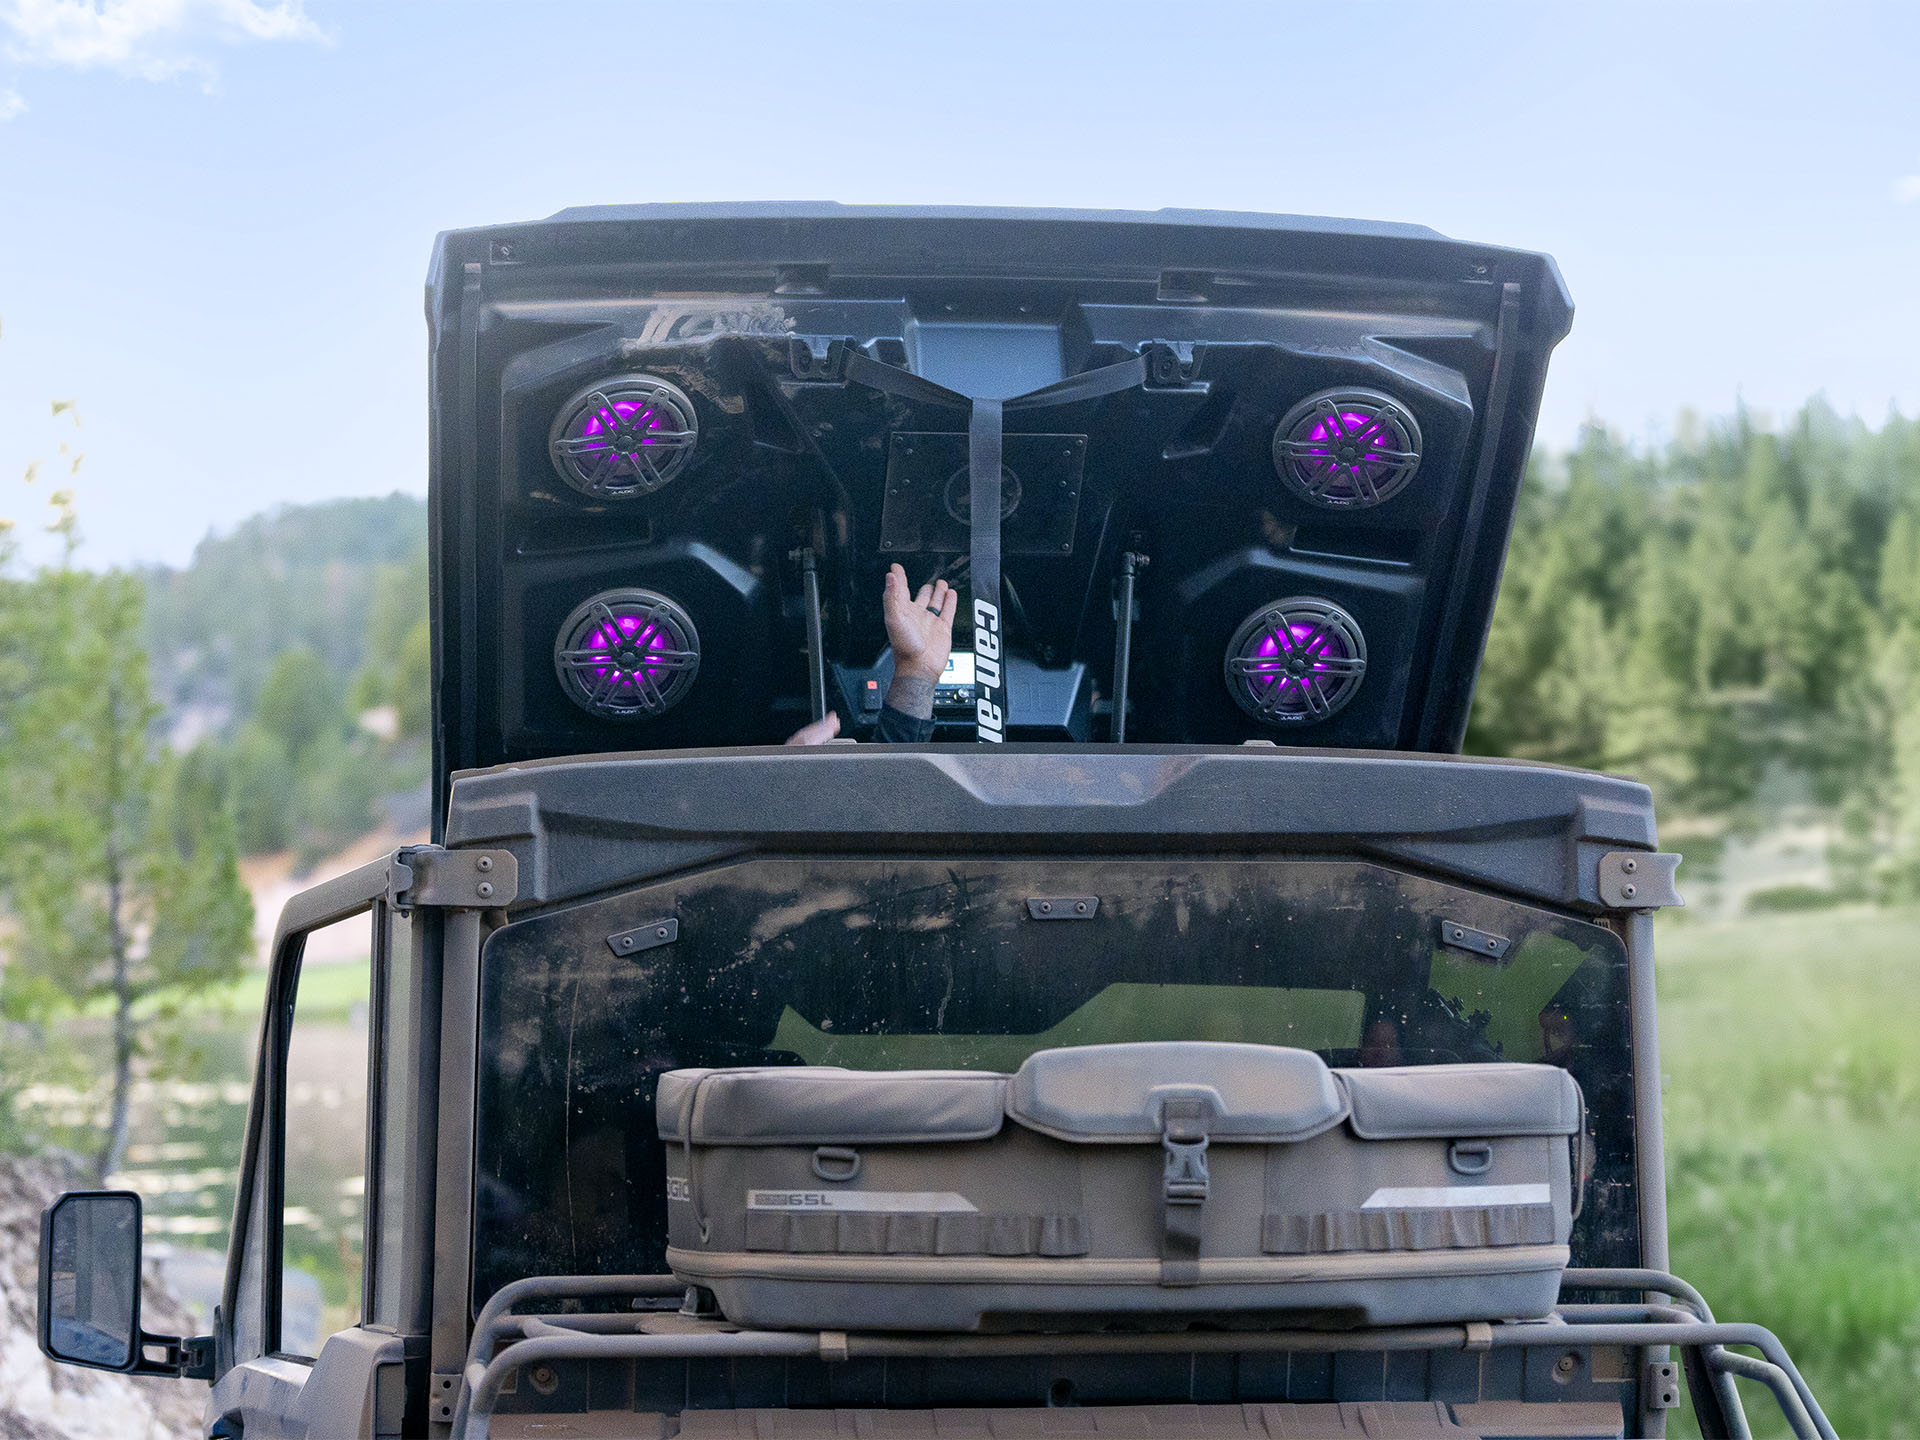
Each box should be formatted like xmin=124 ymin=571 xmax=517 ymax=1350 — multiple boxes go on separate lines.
xmin=1161 ymin=1101 xmax=1212 ymax=1205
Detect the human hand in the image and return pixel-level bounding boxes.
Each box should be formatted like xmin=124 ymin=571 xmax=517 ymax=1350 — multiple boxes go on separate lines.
xmin=883 ymin=563 xmax=957 ymax=684
xmin=784 ymin=711 xmax=841 ymax=746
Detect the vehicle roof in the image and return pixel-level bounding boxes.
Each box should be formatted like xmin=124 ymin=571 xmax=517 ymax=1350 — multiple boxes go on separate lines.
xmin=446 ymin=744 xmax=1655 ymax=914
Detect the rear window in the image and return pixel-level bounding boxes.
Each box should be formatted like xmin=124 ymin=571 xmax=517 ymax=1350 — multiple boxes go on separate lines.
xmin=473 ymin=857 xmax=1636 ymax=1304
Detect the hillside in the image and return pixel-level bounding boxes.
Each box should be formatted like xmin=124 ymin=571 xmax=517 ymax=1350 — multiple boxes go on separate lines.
xmin=143 ymin=494 xmax=428 ymax=747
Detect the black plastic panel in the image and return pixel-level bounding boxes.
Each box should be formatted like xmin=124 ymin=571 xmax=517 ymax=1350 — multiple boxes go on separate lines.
xmin=426 ymin=206 xmax=1573 ymax=822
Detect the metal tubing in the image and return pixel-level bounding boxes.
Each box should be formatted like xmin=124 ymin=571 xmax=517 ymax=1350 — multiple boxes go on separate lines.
xmin=428 ymin=909 xmax=485 ymax=1433
xmin=446 ymin=1274 xmax=1826 ymax=1440
xmin=455 ymin=1275 xmax=684 ymax=1435
xmin=1563 ymin=1268 xmax=1708 ymax=1319
xmin=1708 ymin=1350 xmax=1820 ymax=1440
xmin=464 ymin=1331 xmax=823 ymax=1438
xmin=1110 ymin=552 xmax=1143 ymax=742
xmin=1562 ymin=1268 xmax=1749 ymax=1436
xmin=1623 ymin=910 xmax=1673 ymax=1436
xmin=1488 ymin=1323 xmax=1832 ymax=1440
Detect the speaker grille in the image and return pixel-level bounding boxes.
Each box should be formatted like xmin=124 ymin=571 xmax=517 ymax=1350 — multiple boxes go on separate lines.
xmin=554 ymin=589 xmax=700 ymax=719
xmin=1225 ymin=598 xmax=1368 ymax=725
xmin=1272 ymin=389 xmax=1421 ymax=508
xmin=548 ymin=375 xmax=698 ymax=498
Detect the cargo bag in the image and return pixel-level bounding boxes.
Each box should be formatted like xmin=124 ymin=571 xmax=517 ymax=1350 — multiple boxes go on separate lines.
xmin=659 ymin=1042 xmax=1584 ymax=1332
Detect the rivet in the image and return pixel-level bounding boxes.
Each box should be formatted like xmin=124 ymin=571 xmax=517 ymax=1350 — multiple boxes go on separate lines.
xmin=656 ymin=927 xmax=669 ymax=939
xmin=476 ymin=881 xmax=494 ymax=899
xmin=1623 ymin=884 xmax=1637 ymax=898
xmin=1623 ymin=858 xmax=1638 ymax=874
xmin=1061 ymin=542 xmax=1072 ymax=551
xmin=619 ymin=936 xmax=635 ymax=950
xmin=1074 ymin=902 xmax=1087 ymax=914
xmin=476 ymin=856 xmax=493 ymax=872
xmin=1039 ymin=902 xmax=1052 ymax=913
xmin=1486 ymin=939 xmax=1497 ymax=951
xmin=1452 ymin=928 xmax=1464 ymax=940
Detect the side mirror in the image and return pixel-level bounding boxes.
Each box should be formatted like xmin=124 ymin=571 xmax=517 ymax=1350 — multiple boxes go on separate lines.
xmin=38 ymin=1190 xmax=213 ymax=1379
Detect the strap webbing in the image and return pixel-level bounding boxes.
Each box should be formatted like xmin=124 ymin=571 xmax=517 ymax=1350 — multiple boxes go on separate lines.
xmin=969 ymin=398 xmax=1006 ymax=743
xmin=836 ymin=348 xmax=1153 ymax=745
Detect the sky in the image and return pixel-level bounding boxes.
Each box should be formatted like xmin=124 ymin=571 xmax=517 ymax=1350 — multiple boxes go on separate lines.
xmin=1 ymin=0 xmax=1917 ymax=570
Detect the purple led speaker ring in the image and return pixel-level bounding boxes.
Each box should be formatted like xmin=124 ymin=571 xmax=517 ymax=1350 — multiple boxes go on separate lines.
xmin=1224 ymin=598 xmax=1368 ymax=725
xmin=548 ymin=374 xmax=699 ymax=498
xmin=1272 ymin=388 xmax=1422 ymax=508
xmin=553 ymin=589 xmax=701 ymax=719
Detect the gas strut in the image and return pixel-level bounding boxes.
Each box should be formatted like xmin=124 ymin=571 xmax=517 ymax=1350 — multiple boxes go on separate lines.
xmin=1111 ymin=551 xmax=1148 ymax=743
xmin=794 ymin=547 xmax=829 ymax=724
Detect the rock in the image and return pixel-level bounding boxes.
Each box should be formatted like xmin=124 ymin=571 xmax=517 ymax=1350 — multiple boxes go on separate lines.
xmin=0 ymin=1155 xmax=206 ymax=1440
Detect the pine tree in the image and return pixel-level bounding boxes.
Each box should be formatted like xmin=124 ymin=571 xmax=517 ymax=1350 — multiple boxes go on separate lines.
xmin=0 ymin=568 xmax=254 ymax=1180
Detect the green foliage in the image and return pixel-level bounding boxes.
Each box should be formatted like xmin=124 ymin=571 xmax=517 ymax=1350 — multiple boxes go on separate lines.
xmin=347 ymin=547 xmax=432 ymax=743
xmin=255 ymin=645 xmax=342 ymax=759
xmin=1660 ymin=907 xmax=1920 ymax=1438
xmin=142 ymin=494 xmax=428 ymax=726
xmin=1743 ymin=882 xmax=1846 ymax=913
xmin=0 ymin=565 xmax=255 ymax=1174
xmin=1472 ymin=403 xmax=1920 ymax=881
xmin=135 ymin=500 xmax=433 ymax=859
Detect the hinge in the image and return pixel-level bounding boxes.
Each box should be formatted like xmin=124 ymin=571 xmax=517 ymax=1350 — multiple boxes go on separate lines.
xmin=608 ymin=918 xmax=679 ymax=956
xmin=1598 ymin=851 xmax=1683 ymax=910
xmin=1438 ymin=918 xmax=1511 ymax=959
xmin=1645 ymin=1359 xmax=1680 ymax=1409
xmin=180 ymin=1334 xmax=216 ymax=1381
xmin=389 ymin=846 xmax=518 ymax=911
xmin=431 ymin=1371 xmax=461 ymax=1425
xmin=1027 ymin=897 xmax=1099 ymax=920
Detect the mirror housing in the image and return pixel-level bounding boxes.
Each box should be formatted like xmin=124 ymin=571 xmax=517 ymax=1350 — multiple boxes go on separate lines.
xmin=37 ymin=1190 xmax=214 ymax=1379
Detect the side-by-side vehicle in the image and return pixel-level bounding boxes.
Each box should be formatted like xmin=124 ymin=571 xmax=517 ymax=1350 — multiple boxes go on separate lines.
xmin=40 ymin=205 xmax=1830 ymax=1439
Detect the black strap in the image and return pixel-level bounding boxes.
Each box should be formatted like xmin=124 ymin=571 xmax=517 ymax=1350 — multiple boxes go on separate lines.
xmin=841 ymin=350 xmax=970 ymax=410
xmin=1004 ymin=353 xmax=1149 ymax=412
xmin=837 ymin=348 xmax=1152 ymax=745
xmin=969 ymin=398 xmax=1006 ymax=743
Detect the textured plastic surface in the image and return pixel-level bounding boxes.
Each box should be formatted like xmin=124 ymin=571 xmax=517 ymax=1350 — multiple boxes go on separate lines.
xmin=445 ymin=745 xmax=1658 ymax=914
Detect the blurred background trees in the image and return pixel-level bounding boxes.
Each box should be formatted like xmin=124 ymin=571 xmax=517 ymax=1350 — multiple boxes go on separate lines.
xmin=1469 ymin=401 xmax=1920 ymax=901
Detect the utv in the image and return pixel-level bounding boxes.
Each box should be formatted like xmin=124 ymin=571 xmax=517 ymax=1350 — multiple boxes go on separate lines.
xmin=39 ymin=206 xmax=1828 ymax=1439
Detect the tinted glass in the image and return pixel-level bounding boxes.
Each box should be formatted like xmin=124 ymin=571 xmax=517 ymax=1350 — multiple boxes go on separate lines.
xmin=473 ymin=857 xmax=1636 ymax=1303
xmin=45 ymin=1193 xmax=139 ymax=1369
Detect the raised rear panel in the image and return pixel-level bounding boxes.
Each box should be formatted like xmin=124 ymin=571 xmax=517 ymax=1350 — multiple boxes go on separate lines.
xmin=426 ymin=204 xmax=1573 ymax=824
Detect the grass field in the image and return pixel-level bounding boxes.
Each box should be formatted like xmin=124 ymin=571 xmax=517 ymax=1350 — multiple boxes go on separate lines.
xmin=1658 ymin=904 xmax=1920 ymax=1437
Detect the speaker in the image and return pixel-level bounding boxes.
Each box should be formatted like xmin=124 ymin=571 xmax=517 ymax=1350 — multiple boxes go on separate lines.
xmin=552 ymin=589 xmax=701 ymax=719
xmin=1224 ymin=598 xmax=1368 ymax=725
xmin=1272 ymin=388 xmax=1422 ymax=508
xmin=548 ymin=374 xmax=699 ymax=498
